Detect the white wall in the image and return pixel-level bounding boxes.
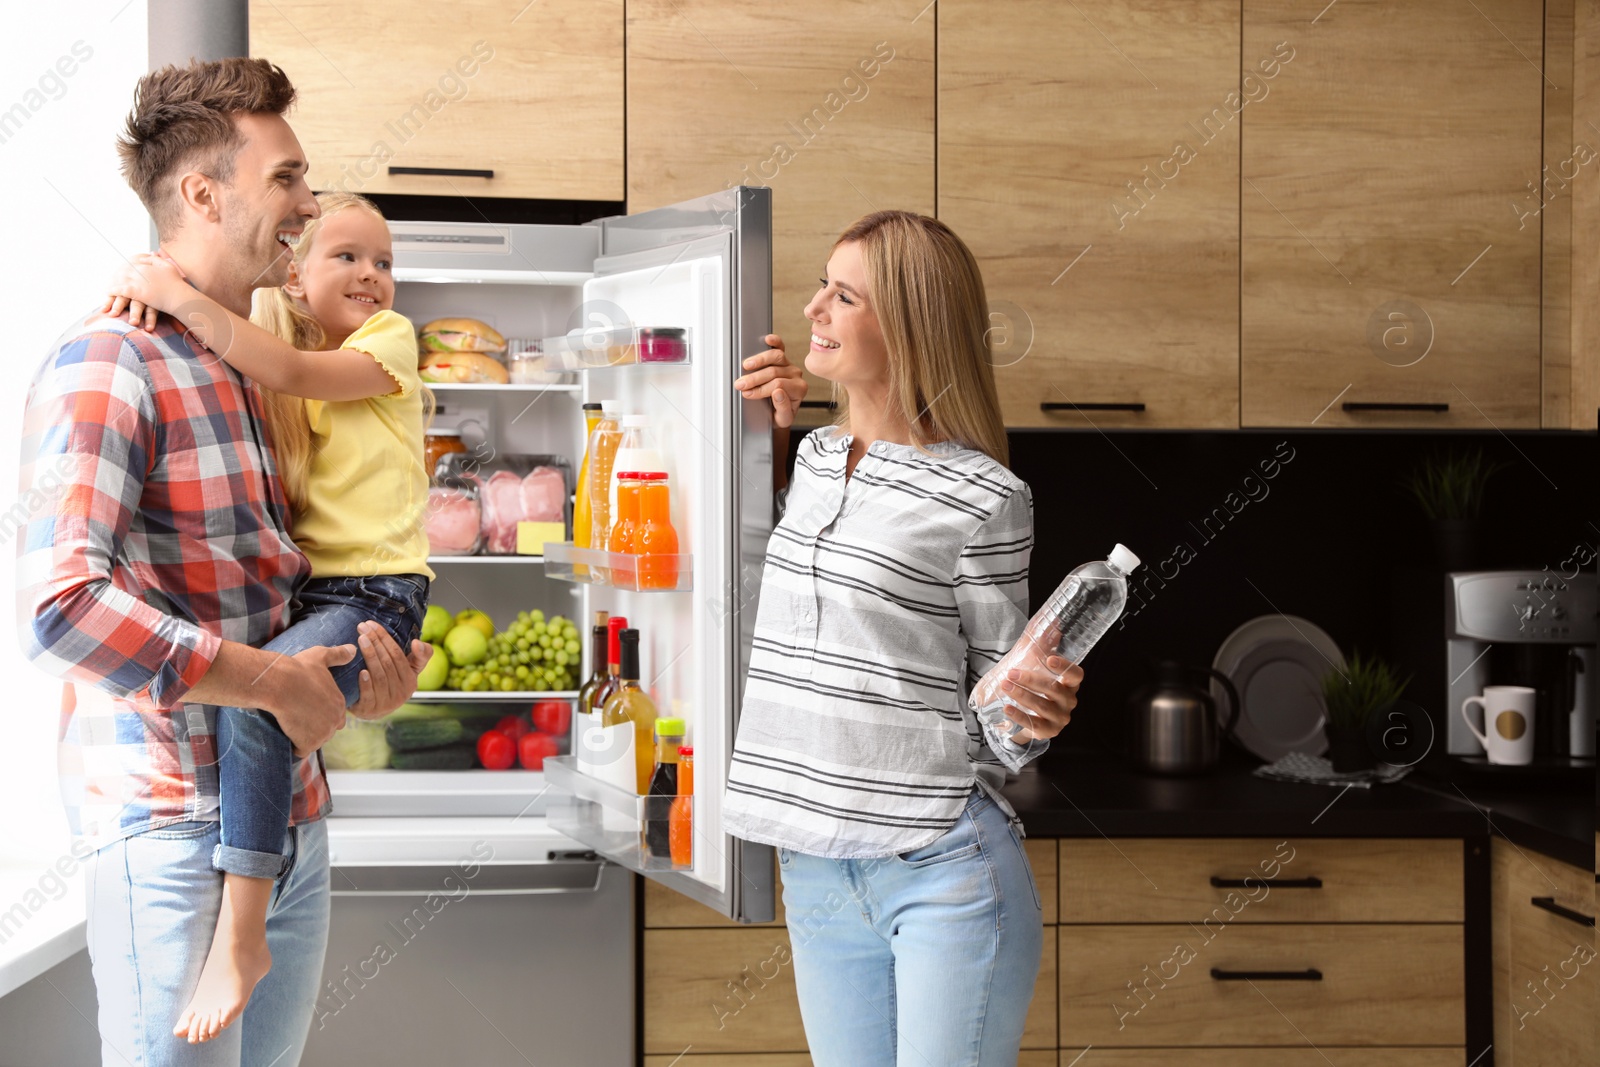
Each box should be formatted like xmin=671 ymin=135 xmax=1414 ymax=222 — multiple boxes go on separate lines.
xmin=0 ymin=3 xmax=150 ymax=869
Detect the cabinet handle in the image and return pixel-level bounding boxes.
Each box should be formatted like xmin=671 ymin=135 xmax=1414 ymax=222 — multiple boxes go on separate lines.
xmin=1210 ymin=876 xmax=1324 ymax=889
xmin=1040 ymin=401 xmax=1146 ymax=413
xmin=1530 ymin=896 xmax=1596 ymax=927
xmin=1210 ymin=968 xmax=1323 ymax=981
xmin=798 ymin=400 xmax=838 ymax=411
xmin=1340 ymin=402 xmax=1448 ymax=413
xmin=388 ymin=166 xmax=495 ymax=179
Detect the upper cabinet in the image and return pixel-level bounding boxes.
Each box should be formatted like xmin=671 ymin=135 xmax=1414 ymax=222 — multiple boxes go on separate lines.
xmin=250 ymin=0 xmax=624 ymax=201
xmin=1240 ymin=0 xmax=1545 ymax=428
xmin=626 ymin=0 xmax=935 ymax=425
xmin=939 ymin=1 xmax=1243 ymax=430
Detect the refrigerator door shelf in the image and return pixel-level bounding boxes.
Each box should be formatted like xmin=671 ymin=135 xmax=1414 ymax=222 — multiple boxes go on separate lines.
xmin=543 ymin=756 xmax=692 ymax=873
xmin=424 ymin=382 xmax=582 ymax=395
xmin=543 ymin=542 xmax=694 ymax=592
xmin=325 ymin=771 xmax=556 ymax=818
xmin=541 ymin=325 xmax=694 ymax=370
xmin=406 ymin=690 xmax=579 ymax=702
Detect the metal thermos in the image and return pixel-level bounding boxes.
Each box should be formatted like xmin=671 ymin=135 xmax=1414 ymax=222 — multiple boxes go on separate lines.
xmin=1128 ymin=661 xmax=1241 ymax=775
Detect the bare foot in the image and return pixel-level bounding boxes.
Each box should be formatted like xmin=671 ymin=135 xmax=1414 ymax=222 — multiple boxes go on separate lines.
xmin=174 ymin=873 xmax=275 ymax=1043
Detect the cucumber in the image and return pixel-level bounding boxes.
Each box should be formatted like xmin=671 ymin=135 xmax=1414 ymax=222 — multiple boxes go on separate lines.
xmin=385 ymin=718 xmax=464 ymax=752
xmin=389 ymin=744 xmax=476 ymax=771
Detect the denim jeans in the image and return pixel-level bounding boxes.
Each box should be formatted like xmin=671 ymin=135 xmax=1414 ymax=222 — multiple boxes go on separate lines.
xmin=85 ymin=818 xmax=331 ymax=1066
xmin=213 ymin=573 xmax=428 ymax=879
xmin=778 ymin=789 xmax=1044 ymax=1067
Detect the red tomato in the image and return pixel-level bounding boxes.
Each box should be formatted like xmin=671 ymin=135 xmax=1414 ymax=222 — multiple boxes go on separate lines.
xmin=495 ymin=714 xmax=530 ymax=741
xmin=477 ymin=729 xmax=516 ymax=771
xmin=530 ymin=700 xmax=572 ymax=736
xmin=518 ymin=731 xmax=559 ymax=771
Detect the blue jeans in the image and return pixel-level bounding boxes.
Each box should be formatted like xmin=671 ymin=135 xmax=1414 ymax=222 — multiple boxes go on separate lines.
xmin=213 ymin=574 xmax=428 ymax=879
xmin=85 ymin=818 xmax=331 ymax=1066
xmin=777 ymin=789 xmax=1044 ymax=1067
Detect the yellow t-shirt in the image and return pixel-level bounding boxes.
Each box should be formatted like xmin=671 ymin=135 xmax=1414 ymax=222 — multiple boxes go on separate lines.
xmin=291 ymin=310 xmax=435 ymax=580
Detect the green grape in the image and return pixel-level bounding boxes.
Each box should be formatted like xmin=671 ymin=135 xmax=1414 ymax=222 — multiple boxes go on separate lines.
xmin=564 ymin=639 xmax=580 ymax=655
xmin=532 ymin=678 xmax=548 ymax=691
xmin=553 ymin=650 xmax=569 ymax=668
xmin=517 ymin=611 xmax=530 ymax=625
xmin=500 ymin=677 xmax=515 ymax=692
xmin=516 ymin=665 xmax=530 ymax=680
xmin=515 ymin=638 xmax=530 ymax=652
xmin=538 ymin=634 xmax=553 ymax=649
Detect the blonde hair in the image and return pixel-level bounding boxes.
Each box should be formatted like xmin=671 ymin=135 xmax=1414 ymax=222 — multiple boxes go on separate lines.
xmin=831 ymin=211 xmax=1010 ymax=467
xmin=251 ymin=191 xmax=430 ymax=511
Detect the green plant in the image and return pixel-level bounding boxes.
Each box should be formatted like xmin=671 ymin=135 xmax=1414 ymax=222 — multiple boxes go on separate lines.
xmin=1401 ymin=449 xmax=1509 ymax=521
xmin=1322 ymin=652 xmax=1410 ymax=734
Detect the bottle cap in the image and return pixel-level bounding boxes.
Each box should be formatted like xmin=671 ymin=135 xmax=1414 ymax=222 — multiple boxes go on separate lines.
xmin=1109 ymin=544 xmax=1141 ymax=574
xmin=677 ymin=746 xmax=693 ymax=758
xmin=601 ymin=400 xmax=621 ymax=414
xmin=622 ymin=414 xmax=649 ymax=428
xmin=607 ymin=616 xmax=628 ymax=663
xmin=654 ymin=717 xmax=686 ymax=737
xmin=615 ymin=471 xmax=644 ymax=480
xmin=582 ymin=402 xmax=603 ymax=411
xmin=635 ymin=471 xmax=668 ymax=481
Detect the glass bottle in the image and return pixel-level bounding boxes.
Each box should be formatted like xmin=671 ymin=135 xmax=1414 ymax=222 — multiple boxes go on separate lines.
xmin=576 ymin=611 xmax=610 ymax=717
xmin=643 ymin=716 xmax=684 ymax=859
xmin=608 ymin=471 xmax=643 ymax=588
xmin=634 ymin=472 xmax=680 ymax=590
xmin=599 ymin=628 xmax=659 ymax=795
xmin=591 ymin=615 xmax=628 ymax=718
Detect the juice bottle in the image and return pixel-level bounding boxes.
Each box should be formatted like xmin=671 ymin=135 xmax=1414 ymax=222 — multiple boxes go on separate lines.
xmin=642 ymin=716 xmax=684 ymax=859
xmin=635 ymin=472 xmax=680 ymax=590
xmin=668 ymin=746 xmax=693 ymax=869
xmin=609 ymin=415 xmax=664 ymax=522
xmin=586 ymin=402 xmax=624 ymax=580
xmin=572 ymin=402 xmax=605 ymax=553
xmin=608 ymin=472 xmax=643 ymax=588
xmin=599 ymin=628 xmax=659 ymax=794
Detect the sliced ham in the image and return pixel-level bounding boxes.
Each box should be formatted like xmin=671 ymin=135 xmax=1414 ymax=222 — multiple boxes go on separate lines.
xmin=425 ymin=487 xmax=481 ymax=554
xmin=520 ymin=466 xmax=566 ymax=523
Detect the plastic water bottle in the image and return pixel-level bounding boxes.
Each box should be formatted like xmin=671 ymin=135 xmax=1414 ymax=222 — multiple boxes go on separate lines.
xmin=970 ymin=544 xmax=1142 ymax=733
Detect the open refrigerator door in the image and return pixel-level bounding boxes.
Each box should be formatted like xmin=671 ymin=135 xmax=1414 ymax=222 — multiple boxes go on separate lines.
xmin=543 ymin=188 xmax=777 ymax=923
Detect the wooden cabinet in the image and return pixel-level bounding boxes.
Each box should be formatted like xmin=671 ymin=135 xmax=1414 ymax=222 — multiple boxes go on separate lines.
xmin=250 ymin=1 xmax=624 ymax=200
xmin=938 ymin=0 xmax=1241 ymax=430
xmin=1239 ymin=0 xmax=1545 ymax=428
xmin=626 ymin=0 xmax=934 ymax=426
xmin=1489 ymin=839 xmax=1597 ymax=1065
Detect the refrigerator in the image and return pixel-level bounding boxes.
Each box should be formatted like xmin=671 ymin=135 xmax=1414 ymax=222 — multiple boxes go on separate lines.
xmin=321 ymin=187 xmax=777 ymax=936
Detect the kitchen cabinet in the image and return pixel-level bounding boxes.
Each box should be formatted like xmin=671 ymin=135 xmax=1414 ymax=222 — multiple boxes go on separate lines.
xmin=249 ymin=0 xmax=624 ymax=200
xmin=625 ymin=0 xmax=934 ymax=427
xmin=1240 ymin=0 xmax=1544 ymax=428
xmin=938 ymin=0 xmax=1242 ymax=430
xmin=1568 ymin=0 xmax=1600 ymax=429
xmin=1488 ymin=838 xmax=1596 ymax=1065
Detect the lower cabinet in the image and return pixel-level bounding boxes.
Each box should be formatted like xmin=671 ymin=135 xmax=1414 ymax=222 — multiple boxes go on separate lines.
xmin=1489 ymin=838 xmax=1597 ymax=1066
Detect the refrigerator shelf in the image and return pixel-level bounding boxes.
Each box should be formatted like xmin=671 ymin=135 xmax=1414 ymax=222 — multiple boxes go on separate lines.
xmin=408 ymin=690 xmax=580 ymax=702
xmin=542 ymin=542 xmax=693 ymax=592
xmin=539 ymin=326 xmax=693 ymax=371
xmin=424 ymin=382 xmax=581 ymax=394
xmin=543 ymin=756 xmax=693 ymax=873
xmin=427 ymin=554 xmax=545 ymax=565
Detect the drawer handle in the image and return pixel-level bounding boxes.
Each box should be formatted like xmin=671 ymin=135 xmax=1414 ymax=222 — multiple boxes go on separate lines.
xmin=1211 ymin=968 xmax=1323 ymax=982
xmin=1341 ymin=401 xmax=1448 ymax=413
xmin=1210 ymin=876 xmax=1324 ymax=889
xmin=1040 ymin=401 xmax=1146 ymax=413
xmin=1530 ymin=896 xmax=1596 ymax=927
xmin=388 ymin=166 xmax=495 ymax=179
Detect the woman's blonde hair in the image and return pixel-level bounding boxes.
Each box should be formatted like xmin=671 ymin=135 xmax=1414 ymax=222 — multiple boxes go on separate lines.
xmin=251 ymin=190 xmax=401 ymax=511
xmin=831 ymin=211 xmax=1009 ymax=467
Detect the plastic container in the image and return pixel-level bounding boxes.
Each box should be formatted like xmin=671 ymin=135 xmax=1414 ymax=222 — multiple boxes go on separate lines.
xmin=585 ymin=403 xmax=624 ymax=580
xmin=969 ymin=544 xmax=1141 ymax=736
xmin=424 ymin=480 xmax=482 ymax=556
xmin=505 ymin=339 xmax=558 ymax=384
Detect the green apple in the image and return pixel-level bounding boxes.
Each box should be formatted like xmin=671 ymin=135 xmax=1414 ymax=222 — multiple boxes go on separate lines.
xmin=415 ymin=643 xmax=449 ymax=690
xmin=454 ymin=609 xmax=494 ymax=640
xmin=444 ymin=624 xmax=489 ymax=666
xmin=420 ymin=605 xmax=453 ymax=644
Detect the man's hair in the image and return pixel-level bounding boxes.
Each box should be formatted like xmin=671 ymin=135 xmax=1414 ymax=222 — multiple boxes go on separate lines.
xmin=117 ymin=57 xmax=296 ymax=237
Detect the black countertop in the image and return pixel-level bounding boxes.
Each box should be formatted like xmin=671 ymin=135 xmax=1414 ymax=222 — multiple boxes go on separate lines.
xmin=1005 ymin=746 xmax=1595 ymax=870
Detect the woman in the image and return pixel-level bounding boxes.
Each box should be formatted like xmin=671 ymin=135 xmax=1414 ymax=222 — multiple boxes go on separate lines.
xmin=723 ymin=210 xmax=1081 ymax=1066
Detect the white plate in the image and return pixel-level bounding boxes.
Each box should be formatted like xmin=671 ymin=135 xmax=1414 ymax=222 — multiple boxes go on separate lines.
xmin=1210 ymin=614 xmax=1346 ymax=761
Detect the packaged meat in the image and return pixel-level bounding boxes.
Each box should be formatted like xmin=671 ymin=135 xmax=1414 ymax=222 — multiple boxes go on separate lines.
xmin=520 ymin=466 xmax=566 ymax=523
xmin=425 ymin=484 xmax=482 ymax=555
xmin=437 ymin=452 xmax=572 ymax=555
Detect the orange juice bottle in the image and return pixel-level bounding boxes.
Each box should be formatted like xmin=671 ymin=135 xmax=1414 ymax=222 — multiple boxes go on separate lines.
xmin=669 ymin=745 xmax=693 ymax=869
xmin=609 ymin=472 xmax=642 ymax=588
xmin=635 ymin=472 xmax=680 ymax=590
xmin=585 ymin=403 xmax=623 ymax=580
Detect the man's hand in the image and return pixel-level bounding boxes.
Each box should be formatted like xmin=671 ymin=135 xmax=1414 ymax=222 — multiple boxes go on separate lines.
xmin=734 ymin=334 xmax=809 ymax=428
xmin=270 ymin=643 xmax=359 ymax=757
xmin=998 ymin=655 xmax=1084 ymax=744
xmin=348 ymin=621 xmax=432 ymax=721
xmin=103 ymin=253 xmax=189 ymax=331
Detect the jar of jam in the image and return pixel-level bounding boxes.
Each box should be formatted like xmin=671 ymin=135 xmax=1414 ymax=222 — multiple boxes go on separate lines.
xmin=638 ymin=327 xmax=688 ymax=364
xmin=424 ymin=428 xmax=467 ymax=479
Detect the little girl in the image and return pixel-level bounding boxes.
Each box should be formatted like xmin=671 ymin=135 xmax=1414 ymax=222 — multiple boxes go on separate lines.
xmin=106 ymin=192 xmax=433 ymax=1044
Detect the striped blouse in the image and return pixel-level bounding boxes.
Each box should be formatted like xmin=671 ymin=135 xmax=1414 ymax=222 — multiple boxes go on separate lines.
xmin=722 ymin=426 xmax=1047 ymax=858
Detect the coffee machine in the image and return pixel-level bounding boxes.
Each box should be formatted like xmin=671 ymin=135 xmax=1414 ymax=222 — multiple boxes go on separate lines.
xmin=1446 ymin=570 xmax=1597 ymax=759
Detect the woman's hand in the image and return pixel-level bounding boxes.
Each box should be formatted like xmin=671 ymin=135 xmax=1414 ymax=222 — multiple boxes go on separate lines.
xmin=733 ymin=334 xmax=809 ymax=428
xmin=997 ymin=655 xmax=1084 ymax=744
xmin=104 ymin=253 xmax=188 ymax=331
xmin=347 ymin=622 xmax=434 ymax=720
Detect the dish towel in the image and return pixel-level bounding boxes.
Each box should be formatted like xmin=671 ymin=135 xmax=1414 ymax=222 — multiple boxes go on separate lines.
xmin=1252 ymin=751 xmax=1414 ymax=789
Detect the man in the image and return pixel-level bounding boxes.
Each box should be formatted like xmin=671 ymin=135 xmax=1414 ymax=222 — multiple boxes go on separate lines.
xmin=17 ymin=57 xmax=428 ymax=1066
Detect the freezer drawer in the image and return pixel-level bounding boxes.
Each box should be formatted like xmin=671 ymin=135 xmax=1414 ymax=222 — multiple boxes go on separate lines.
xmin=302 ymin=854 xmax=634 ymax=1067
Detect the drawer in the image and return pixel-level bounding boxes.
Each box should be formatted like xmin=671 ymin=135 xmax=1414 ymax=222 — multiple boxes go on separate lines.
xmin=645 ymin=928 xmax=806 ymax=1054
xmin=1060 ymin=838 xmax=1462 ymax=923
xmin=1059 ymin=1051 xmax=1465 ymax=1065
xmin=1493 ymin=839 xmax=1596 ymax=1066
xmin=1059 ymin=923 xmax=1464 ymax=1046
xmin=644 ymin=1058 xmax=1060 ymax=1067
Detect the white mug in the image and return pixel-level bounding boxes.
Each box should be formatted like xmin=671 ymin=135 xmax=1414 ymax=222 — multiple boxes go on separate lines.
xmin=1461 ymin=686 xmax=1537 ymax=765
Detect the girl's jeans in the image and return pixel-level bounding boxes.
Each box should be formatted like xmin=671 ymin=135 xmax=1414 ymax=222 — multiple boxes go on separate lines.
xmin=777 ymin=788 xmax=1044 ymax=1066
xmin=213 ymin=573 xmax=428 ymax=879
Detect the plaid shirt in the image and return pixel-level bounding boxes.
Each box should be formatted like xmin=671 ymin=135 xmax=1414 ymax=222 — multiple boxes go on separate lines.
xmin=16 ymin=310 xmax=321 ymax=849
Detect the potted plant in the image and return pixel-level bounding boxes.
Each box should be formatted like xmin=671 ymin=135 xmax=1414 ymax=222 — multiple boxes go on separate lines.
xmin=1321 ymin=652 xmax=1410 ymax=773
xmin=1400 ymin=449 xmax=1508 ymax=571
